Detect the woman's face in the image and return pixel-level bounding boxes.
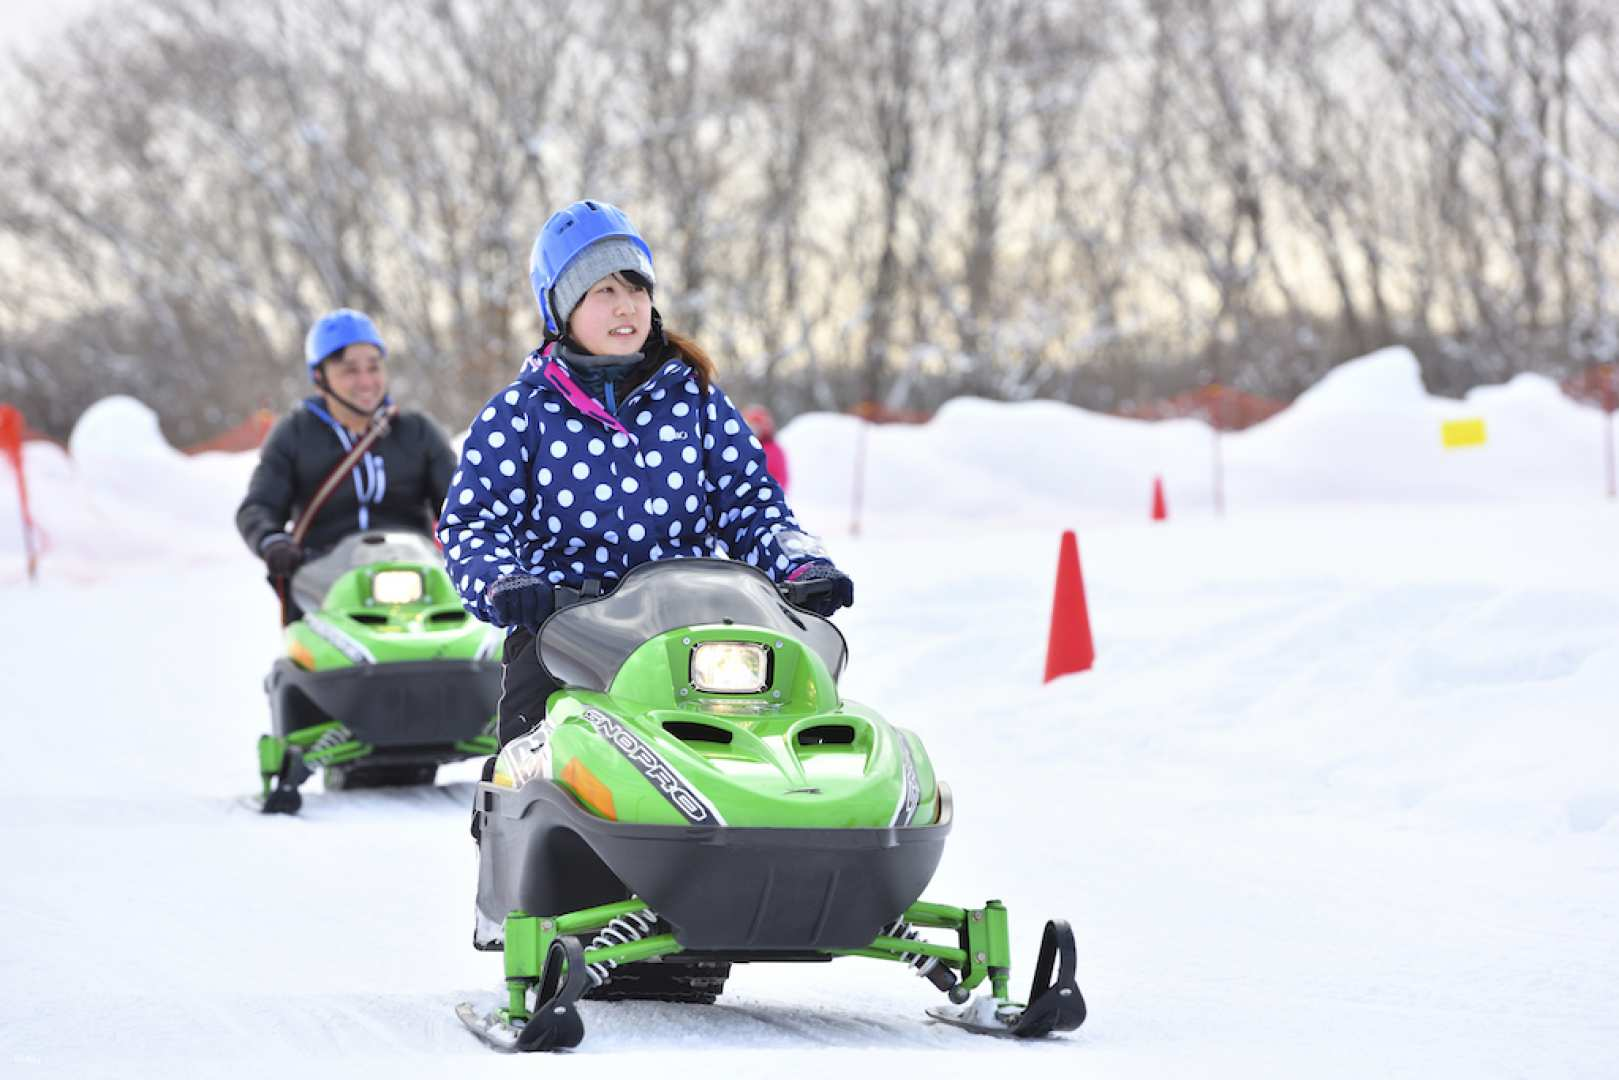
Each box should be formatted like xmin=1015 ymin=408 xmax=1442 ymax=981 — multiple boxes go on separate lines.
xmin=568 ymin=272 xmax=651 ymax=356
xmin=321 ymin=343 xmax=387 ymax=415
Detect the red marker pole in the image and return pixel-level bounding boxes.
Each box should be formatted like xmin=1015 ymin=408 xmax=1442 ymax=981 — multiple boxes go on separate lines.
xmin=1604 ymin=368 xmax=1616 ymax=501
xmin=0 ymin=404 xmax=38 ymax=582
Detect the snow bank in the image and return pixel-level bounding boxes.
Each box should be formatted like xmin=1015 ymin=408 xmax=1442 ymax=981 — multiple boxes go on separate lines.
xmin=1 ymin=348 xmax=1611 ymax=573
xmin=1231 ymin=349 xmax=1607 ymax=503
xmin=70 ymin=396 xmax=254 ymax=532
xmin=0 ymin=397 xmax=254 ymax=579
xmin=783 ymin=348 xmax=1614 ymax=533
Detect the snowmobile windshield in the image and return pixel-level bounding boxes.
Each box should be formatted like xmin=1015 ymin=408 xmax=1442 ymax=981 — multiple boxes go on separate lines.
xmin=537 ymin=558 xmax=849 ymax=692
xmin=290 ymin=531 xmax=439 ymax=615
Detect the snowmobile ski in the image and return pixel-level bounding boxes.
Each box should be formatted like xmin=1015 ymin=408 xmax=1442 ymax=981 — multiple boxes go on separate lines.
xmin=455 ymin=1001 xmax=520 ymax=1053
xmin=457 ymin=936 xmax=590 ymax=1053
xmin=926 ymin=920 xmax=1087 ymax=1038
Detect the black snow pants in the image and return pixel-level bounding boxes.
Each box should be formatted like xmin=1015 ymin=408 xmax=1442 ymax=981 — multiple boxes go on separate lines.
xmin=496 ymin=627 xmax=562 ymax=748
xmin=474 ymin=627 xmax=562 ymax=840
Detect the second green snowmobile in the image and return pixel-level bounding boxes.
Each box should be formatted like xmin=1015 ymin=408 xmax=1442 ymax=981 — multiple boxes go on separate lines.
xmin=257 ymin=531 xmax=503 ymax=813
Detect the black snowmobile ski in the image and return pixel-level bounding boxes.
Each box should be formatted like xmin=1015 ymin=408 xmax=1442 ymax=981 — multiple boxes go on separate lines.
xmin=457 ymin=936 xmax=591 ymax=1053
xmin=925 ymin=920 xmax=1087 ymax=1038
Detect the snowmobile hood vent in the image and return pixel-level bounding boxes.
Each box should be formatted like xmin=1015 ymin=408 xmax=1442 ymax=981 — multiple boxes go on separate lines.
xmin=796 ymin=724 xmax=857 ymax=746
xmin=791 ymin=719 xmax=876 ymax=784
xmin=662 ymin=720 xmax=734 ymax=745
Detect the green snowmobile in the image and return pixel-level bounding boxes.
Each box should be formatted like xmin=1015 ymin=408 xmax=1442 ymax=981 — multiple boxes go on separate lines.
xmin=257 ymin=531 xmax=503 ymax=813
xmin=458 ymin=557 xmax=1086 ymax=1052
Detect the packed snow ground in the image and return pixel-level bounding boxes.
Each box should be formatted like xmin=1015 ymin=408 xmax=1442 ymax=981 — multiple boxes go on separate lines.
xmin=2 ymin=348 xmax=1616 ymax=1078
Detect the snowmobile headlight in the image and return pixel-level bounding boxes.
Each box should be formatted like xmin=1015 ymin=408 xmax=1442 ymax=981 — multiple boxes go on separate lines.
xmin=371 ymin=569 xmax=424 ymax=605
xmin=689 ymin=641 xmax=771 ymax=694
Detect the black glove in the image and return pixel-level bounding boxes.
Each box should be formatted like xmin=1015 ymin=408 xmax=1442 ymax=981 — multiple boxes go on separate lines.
xmin=784 ymin=561 xmax=854 ymax=617
xmin=488 ymin=572 xmax=556 ymax=632
xmin=260 ymin=533 xmax=303 ymax=577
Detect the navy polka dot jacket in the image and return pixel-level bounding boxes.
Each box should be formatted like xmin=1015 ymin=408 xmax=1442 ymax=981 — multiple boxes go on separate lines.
xmin=438 ymin=349 xmax=823 ymax=627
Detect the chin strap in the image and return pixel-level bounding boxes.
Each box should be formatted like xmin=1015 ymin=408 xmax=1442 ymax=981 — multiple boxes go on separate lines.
xmin=313 ymin=371 xmax=383 ymax=426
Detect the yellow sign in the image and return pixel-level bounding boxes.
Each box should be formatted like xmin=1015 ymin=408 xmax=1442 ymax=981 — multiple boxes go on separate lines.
xmin=1441 ymin=418 xmax=1488 ymax=449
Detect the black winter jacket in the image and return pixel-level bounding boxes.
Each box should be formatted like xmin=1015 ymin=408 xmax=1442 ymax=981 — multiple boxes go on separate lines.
xmin=236 ymin=399 xmax=456 ymax=558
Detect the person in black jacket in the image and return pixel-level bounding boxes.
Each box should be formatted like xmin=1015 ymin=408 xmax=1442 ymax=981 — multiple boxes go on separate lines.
xmin=237 ymin=308 xmax=456 ymax=622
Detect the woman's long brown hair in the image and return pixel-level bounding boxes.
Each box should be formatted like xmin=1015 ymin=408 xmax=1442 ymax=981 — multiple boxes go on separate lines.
xmin=666 ymin=329 xmax=716 ymax=391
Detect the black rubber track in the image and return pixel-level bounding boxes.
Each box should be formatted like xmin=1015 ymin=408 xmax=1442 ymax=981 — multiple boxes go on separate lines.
xmin=582 ymin=954 xmax=732 ymax=1005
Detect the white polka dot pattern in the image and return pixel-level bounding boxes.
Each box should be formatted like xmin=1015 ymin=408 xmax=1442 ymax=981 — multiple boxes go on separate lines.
xmin=436 ymin=351 xmax=821 ymax=626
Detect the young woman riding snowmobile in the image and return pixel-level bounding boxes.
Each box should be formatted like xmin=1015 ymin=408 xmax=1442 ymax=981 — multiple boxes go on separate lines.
xmin=237 ymin=309 xmax=456 ymax=622
xmin=240 ymin=310 xmax=502 ymax=812
xmin=436 ymin=199 xmax=853 ymax=752
xmin=443 ymin=203 xmax=1084 ymax=1051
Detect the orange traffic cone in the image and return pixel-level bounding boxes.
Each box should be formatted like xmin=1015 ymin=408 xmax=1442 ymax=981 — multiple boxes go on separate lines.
xmin=1150 ymin=476 xmax=1168 ymax=521
xmin=1044 ymin=530 xmax=1095 ymax=682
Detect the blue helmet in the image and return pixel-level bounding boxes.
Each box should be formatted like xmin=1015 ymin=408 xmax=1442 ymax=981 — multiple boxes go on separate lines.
xmin=304 ymin=309 xmax=386 ymax=377
xmin=529 ymin=200 xmax=655 ymax=336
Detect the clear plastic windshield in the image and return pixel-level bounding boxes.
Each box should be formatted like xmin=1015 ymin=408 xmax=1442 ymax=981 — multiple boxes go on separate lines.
xmin=536 ymin=558 xmax=849 ymax=692
xmin=290 ymin=531 xmax=439 ymax=614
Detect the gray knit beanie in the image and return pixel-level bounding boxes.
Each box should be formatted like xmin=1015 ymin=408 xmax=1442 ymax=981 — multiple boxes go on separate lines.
xmin=551 ymin=238 xmax=656 ymax=332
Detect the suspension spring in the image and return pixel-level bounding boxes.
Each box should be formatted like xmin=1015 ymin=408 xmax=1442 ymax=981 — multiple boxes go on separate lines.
xmin=584 ymin=907 xmax=661 ymax=986
xmin=883 ymin=921 xmax=939 ymax=979
xmin=886 ymin=921 xmax=966 ymax=1001
xmin=305 ymin=725 xmax=354 ymax=762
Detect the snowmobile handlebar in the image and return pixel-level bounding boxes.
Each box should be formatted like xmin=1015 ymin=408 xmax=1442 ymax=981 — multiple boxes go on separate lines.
xmin=552 ymin=572 xmax=808 ymax=613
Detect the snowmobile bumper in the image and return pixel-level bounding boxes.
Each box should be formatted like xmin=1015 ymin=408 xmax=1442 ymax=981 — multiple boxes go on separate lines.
xmin=475 ymin=778 xmax=952 ymax=950
xmin=265 ymin=657 xmax=500 ymax=749
xmin=257 ymin=658 xmax=500 ymax=813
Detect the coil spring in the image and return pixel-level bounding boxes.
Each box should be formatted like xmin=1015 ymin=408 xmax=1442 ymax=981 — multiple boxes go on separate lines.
xmin=306 ymin=725 xmax=354 ymax=761
xmin=585 ymin=908 xmax=661 ymax=986
xmin=883 ymin=921 xmax=938 ymax=978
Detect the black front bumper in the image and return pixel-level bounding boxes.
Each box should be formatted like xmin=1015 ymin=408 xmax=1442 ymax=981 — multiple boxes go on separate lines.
xmin=265 ymin=658 xmax=501 ymax=748
xmin=476 ymin=780 xmax=952 ymax=951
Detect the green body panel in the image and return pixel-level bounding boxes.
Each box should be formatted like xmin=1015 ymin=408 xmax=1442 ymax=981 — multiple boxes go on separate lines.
xmin=534 ymin=625 xmax=940 ymax=829
xmin=479 ymin=600 xmax=1068 ymax=1029
xmin=282 ymin=560 xmax=500 ymax=670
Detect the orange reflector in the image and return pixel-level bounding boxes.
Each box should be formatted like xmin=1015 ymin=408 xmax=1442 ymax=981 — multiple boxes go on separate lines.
xmin=288 ymin=639 xmax=317 ymax=671
xmin=563 ymin=757 xmax=617 ymax=821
